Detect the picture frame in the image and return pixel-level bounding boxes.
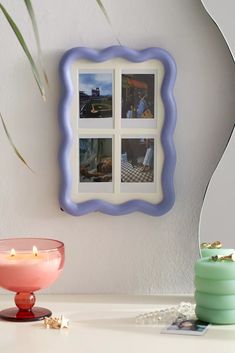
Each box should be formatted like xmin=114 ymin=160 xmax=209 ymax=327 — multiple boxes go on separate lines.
xmin=59 ymin=46 xmax=176 ymax=216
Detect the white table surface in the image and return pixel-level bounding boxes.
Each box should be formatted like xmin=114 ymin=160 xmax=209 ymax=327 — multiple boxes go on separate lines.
xmin=0 ymin=294 xmax=234 ymax=353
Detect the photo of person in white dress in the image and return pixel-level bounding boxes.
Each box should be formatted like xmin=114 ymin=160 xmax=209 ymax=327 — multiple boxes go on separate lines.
xmin=142 ymin=139 xmax=154 ymax=172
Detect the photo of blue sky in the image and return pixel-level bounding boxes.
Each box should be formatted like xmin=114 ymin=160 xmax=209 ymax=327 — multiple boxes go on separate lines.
xmin=79 ymin=72 xmax=112 ymax=96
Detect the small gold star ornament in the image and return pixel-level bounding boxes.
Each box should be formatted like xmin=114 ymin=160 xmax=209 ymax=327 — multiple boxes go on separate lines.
xmin=43 ymin=315 xmax=69 ymax=329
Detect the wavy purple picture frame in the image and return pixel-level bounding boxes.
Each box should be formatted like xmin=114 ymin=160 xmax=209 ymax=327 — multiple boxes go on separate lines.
xmin=59 ymin=46 xmax=176 ymax=216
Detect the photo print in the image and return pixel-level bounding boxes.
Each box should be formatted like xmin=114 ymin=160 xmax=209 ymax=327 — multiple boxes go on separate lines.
xmin=79 ymin=138 xmax=112 ymax=183
xmin=79 ymin=72 xmax=113 ymax=119
xmin=121 ymin=138 xmax=154 ymax=183
xmin=122 ymin=73 xmax=155 ymax=119
xmin=161 ymin=319 xmax=210 ymax=336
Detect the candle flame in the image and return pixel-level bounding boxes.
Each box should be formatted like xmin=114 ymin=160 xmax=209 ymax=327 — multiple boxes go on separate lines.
xmin=33 ymin=246 xmax=38 ymax=256
xmin=10 ymin=248 xmax=16 ymax=257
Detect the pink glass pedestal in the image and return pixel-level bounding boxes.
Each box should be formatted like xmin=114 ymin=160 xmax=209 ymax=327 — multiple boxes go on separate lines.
xmin=0 ymin=307 xmax=52 ymax=322
xmin=0 ymin=291 xmax=52 ymax=322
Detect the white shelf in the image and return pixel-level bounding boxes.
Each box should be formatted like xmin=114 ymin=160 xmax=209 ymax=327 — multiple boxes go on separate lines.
xmin=0 ymin=294 xmax=234 ymax=353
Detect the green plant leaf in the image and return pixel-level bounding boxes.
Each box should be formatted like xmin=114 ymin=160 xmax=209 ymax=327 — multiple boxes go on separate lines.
xmin=96 ymin=0 xmax=111 ymax=25
xmin=24 ymin=0 xmax=48 ymax=85
xmin=0 ymin=112 xmax=33 ymax=171
xmin=96 ymin=0 xmax=121 ymax=45
xmin=0 ymin=3 xmax=45 ymax=100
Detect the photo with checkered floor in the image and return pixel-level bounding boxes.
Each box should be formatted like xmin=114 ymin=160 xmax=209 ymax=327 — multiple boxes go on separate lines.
xmin=121 ymin=160 xmax=153 ymax=183
xmin=121 ymin=138 xmax=154 ymax=183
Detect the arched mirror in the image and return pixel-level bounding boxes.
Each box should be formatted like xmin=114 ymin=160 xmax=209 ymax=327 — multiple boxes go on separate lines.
xmin=199 ymin=126 xmax=235 ymax=256
xmin=199 ymin=0 xmax=235 ymax=257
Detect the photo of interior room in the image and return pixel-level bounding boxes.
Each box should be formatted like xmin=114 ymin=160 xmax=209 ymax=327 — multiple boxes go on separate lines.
xmin=79 ymin=138 xmax=112 ymax=183
xmin=121 ymin=138 xmax=154 ymax=183
xmin=122 ymin=73 xmax=155 ymax=119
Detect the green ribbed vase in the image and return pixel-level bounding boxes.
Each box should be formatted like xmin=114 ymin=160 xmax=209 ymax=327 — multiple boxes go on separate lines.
xmin=195 ymin=257 xmax=235 ymax=324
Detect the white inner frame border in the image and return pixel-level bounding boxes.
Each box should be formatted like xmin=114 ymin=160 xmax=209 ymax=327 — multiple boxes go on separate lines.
xmin=70 ymin=58 xmax=165 ymax=204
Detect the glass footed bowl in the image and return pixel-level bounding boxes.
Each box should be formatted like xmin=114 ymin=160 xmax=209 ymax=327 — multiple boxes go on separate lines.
xmin=0 ymin=238 xmax=64 ymax=322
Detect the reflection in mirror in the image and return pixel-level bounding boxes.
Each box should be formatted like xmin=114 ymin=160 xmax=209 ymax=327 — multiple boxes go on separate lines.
xmin=199 ymin=126 xmax=235 ymax=257
xmin=201 ymin=0 xmax=235 ymax=61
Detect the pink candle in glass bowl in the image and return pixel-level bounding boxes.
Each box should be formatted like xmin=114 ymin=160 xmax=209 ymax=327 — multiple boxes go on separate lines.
xmin=0 ymin=238 xmax=65 ymax=322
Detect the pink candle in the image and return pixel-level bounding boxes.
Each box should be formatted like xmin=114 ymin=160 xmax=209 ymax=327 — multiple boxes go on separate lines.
xmin=0 ymin=248 xmax=62 ymax=292
xmin=0 ymin=238 xmax=65 ymax=322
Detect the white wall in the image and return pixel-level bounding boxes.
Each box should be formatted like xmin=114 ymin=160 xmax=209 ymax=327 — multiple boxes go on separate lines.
xmin=0 ymin=0 xmax=234 ymax=294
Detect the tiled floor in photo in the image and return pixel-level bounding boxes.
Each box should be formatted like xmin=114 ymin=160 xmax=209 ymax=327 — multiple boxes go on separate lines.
xmin=121 ymin=161 xmax=153 ymax=183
